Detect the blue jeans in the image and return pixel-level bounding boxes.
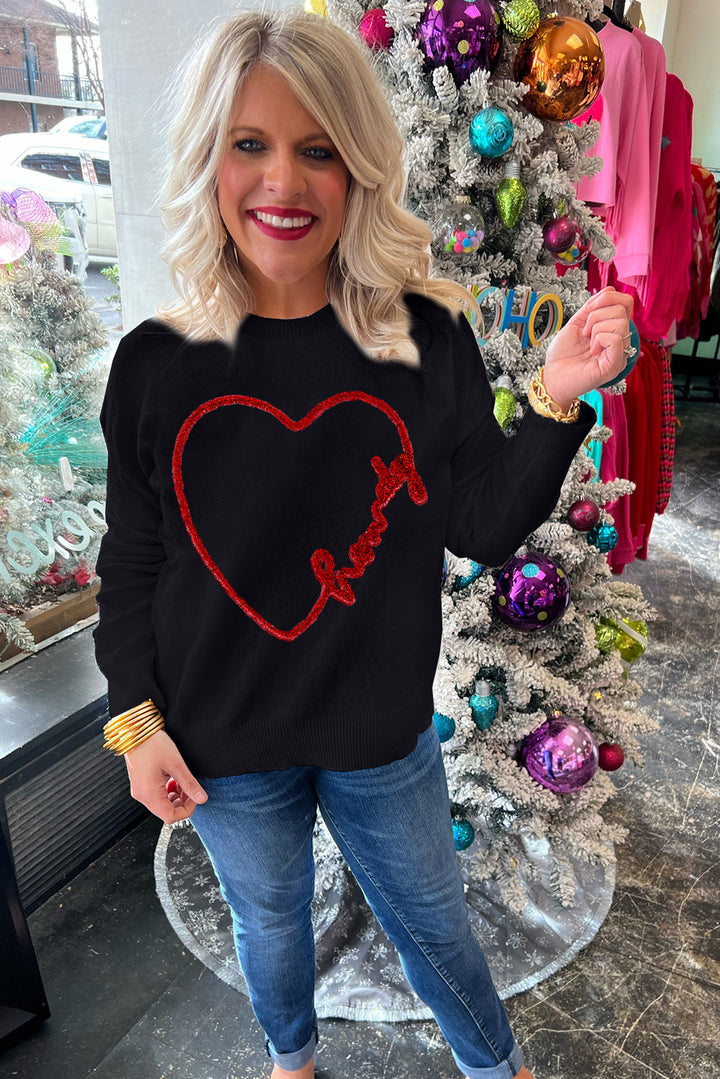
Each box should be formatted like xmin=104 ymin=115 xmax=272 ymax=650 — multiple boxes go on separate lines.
xmin=189 ymin=723 xmax=524 ymax=1078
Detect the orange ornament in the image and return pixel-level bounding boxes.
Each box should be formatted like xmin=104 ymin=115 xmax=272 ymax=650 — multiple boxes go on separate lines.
xmin=514 ymin=16 xmax=605 ymax=122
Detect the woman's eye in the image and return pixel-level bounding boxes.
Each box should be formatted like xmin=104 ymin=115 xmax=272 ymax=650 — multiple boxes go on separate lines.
xmin=233 ymin=139 xmax=333 ymax=161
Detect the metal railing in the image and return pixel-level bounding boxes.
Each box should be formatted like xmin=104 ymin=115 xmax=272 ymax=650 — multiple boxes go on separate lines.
xmin=0 ymin=65 xmax=98 ymax=103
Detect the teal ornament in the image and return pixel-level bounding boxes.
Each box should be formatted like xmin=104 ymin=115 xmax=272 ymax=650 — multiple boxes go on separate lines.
xmin=469 ymin=679 xmax=498 ymax=730
xmin=441 ymin=554 xmax=448 ymax=587
xmin=469 ymin=106 xmax=514 ymax=158
xmin=455 ymin=560 xmax=485 ymax=588
xmin=587 ymin=522 xmax=619 ymax=552
xmin=433 ymin=711 xmax=456 ymax=742
xmin=452 ymin=817 xmax=475 ymax=851
xmin=600 ymin=318 xmax=641 ymax=388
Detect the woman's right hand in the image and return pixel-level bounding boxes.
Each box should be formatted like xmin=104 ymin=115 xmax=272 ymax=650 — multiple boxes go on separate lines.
xmin=123 ymin=729 xmax=209 ymax=823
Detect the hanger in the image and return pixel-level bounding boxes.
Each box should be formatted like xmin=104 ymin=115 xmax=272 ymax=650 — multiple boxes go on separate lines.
xmin=588 ymin=3 xmax=633 ymax=31
xmin=605 ymin=2 xmax=634 ymax=30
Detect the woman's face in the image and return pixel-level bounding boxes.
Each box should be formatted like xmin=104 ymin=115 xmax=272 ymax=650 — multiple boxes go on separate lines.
xmin=217 ymin=62 xmax=351 ymax=317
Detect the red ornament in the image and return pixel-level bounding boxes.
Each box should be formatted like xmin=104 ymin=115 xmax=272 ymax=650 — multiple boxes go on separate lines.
xmin=359 ymin=7 xmax=395 ymax=50
xmin=598 ymin=742 xmax=625 ymax=771
xmin=568 ymin=499 xmax=601 ymax=532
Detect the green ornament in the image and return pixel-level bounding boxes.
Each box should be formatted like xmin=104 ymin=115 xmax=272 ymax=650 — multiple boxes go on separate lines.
xmin=29 ymin=347 xmax=57 ymax=378
xmin=595 ymin=617 xmax=619 ymax=654
xmin=493 ymin=375 xmax=516 ymax=428
xmin=595 ymin=617 xmax=648 ymax=666
xmin=500 ymin=0 xmax=540 ymax=41
xmin=615 ymin=618 xmax=648 ymax=664
xmin=495 ymin=162 xmax=527 ymax=228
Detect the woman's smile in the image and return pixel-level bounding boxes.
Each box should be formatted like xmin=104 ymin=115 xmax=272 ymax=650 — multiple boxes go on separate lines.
xmin=247 ymin=209 xmax=317 ymax=240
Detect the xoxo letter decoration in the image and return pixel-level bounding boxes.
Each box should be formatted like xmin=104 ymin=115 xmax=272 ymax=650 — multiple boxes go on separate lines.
xmin=171 ymin=392 xmax=427 ymax=641
xmin=467 ymin=284 xmax=564 ymax=347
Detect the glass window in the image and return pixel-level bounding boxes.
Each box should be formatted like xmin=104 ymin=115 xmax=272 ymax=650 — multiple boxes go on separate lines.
xmin=21 ymin=153 xmax=83 ymax=183
xmin=92 ymin=157 xmax=111 ymax=185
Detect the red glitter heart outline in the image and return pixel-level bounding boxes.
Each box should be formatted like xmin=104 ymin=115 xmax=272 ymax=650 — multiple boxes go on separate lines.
xmin=171 ymin=391 xmax=428 ymax=640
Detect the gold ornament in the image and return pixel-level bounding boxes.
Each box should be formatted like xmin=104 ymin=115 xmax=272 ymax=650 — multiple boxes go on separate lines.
xmin=304 ymin=0 xmax=327 ymax=15
xmin=513 ymin=16 xmax=605 ymax=123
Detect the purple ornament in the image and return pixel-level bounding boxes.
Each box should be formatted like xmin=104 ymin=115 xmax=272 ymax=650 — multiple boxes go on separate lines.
xmin=522 ymin=714 xmax=599 ymax=793
xmin=542 ymin=215 xmax=578 ymax=255
xmin=414 ymin=0 xmax=502 ymax=87
xmin=493 ymin=550 xmax=570 ymax=631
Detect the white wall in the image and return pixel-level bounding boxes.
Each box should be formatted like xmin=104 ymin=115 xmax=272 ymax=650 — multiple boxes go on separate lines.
xmin=631 ymin=0 xmax=719 ymax=166
xmin=97 ymin=0 xmax=292 ymax=334
xmin=668 ymin=0 xmax=720 ymax=167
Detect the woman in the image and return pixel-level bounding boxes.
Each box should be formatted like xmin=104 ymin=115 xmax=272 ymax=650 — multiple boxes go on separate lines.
xmin=94 ymin=8 xmax=633 ymax=1079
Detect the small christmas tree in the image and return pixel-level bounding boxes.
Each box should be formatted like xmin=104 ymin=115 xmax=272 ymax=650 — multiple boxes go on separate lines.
xmin=0 ymin=189 xmax=111 ymax=657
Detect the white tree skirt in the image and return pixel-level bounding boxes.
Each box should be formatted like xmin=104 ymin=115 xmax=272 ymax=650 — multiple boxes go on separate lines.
xmin=154 ymin=816 xmax=615 ymax=1021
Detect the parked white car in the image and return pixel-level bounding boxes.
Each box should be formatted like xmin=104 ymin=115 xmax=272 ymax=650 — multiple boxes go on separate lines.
xmin=0 ymin=132 xmax=116 ymax=259
xmin=0 ymin=161 xmax=89 ymax=280
xmin=48 ymin=115 xmax=107 ymax=140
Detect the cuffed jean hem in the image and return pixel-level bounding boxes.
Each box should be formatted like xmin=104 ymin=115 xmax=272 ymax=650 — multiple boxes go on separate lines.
xmin=264 ymin=1017 xmax=319 ymax=1071
xmin=452 ymin=1037 xmax=524 ymax=1079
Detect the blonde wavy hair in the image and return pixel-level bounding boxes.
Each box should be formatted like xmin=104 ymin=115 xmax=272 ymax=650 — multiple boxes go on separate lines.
xmin=153 ymin=3 xmax=483 ymax=369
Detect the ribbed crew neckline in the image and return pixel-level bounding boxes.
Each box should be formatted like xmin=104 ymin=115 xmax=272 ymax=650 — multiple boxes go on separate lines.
xmin=239 ymin=301 xmax=339 ymax=342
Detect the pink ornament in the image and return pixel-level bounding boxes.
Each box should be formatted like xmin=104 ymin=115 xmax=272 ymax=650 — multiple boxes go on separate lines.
xmin=0 ymin=215 xmax=31 ymax=263
xmin=568 ymin=499 xmax=601 ymax=532
xmin=522 ymin=714 xmax=599 ymax=793
xmin=598 ymin=742 xmax=625 ymax=771
xmin=359 ymin=7 xmax=395 ymax=50
xmin=414 ymin=0 xmax=502 ymax=87
xmin=542 ymin=215 xmax=578 ymax=255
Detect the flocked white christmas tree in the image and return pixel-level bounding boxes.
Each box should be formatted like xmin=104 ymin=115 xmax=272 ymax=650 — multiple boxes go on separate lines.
xmin=0 ymin=191 xmax=110 ymax=658
xmin=307 ymin=0 xmax=659 ymax=946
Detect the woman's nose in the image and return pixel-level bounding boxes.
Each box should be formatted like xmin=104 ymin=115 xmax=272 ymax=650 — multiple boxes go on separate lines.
xmin=263 ymin=150 xmax=307 ymax=193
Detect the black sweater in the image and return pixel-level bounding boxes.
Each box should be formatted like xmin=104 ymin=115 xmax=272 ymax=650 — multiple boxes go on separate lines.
xmin=92 ymin=293 xmax=595 ymax=777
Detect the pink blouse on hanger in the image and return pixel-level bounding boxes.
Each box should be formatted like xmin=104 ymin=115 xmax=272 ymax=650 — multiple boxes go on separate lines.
xmin=574 ymin=20 xmax=652 ymax=281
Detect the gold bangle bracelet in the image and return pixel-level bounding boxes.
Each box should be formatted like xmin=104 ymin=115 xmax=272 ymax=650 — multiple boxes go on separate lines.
xmin=104 ymin=716 xmax=165 ymax=756
xmin=528 ymin=366 xmax=581 ymax=423
xmin=103 ymin=698 xmax=165 ymax=756
xmin=108 ymin=723 xmax=165 ymax=756
xmin=103 ymin=712 xmax=162 ymax=746
xmin=104 ymin=699 xmax=158 ymax=734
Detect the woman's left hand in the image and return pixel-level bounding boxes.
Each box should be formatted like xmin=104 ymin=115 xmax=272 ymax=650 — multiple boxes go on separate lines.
xmin=542 ymin=286 xmax=635 ymax=411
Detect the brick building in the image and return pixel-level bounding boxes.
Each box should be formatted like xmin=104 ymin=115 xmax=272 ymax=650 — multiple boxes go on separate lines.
xmin=0 ymin=0 xmax=100 ymax=136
